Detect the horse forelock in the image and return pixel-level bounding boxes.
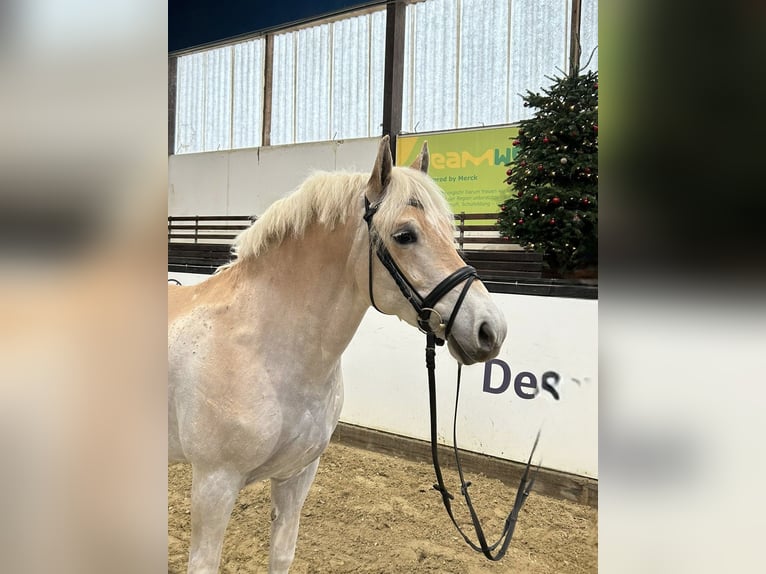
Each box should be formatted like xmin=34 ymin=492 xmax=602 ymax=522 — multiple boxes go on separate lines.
xmin=371 ymin=167 xmax=455 ymax=244
xmin=223 ymin=166 xmax=455 ymax=269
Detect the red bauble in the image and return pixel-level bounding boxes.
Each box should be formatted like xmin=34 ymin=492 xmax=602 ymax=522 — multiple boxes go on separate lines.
xmin=533 ymin=194 xmax=539 ymax=201
xmin=518 ymin=218 xmax=524 ymax=224
xmin=520 ymin=160 xmax=527 ymax=167
xmin=506 ymin=168 xmax=513 ymax=176
xmin=582 ymin=197 xmax=590 ymax=205
xmin=593 ymin=124 xmax=598 ymax=132
xmin=516 ymin=190 xmax=523 ymax=198
xmin=537 ymin=164 xmax=544 ymax=171
xmin=543 ymin=137 xmax=549 ymax=143
xmin=584 ymin=167 xmax=591 ymax=174
xmin=552 ymin=197 xmax=561 ymax=205
xmin=549 ymin=218 xmax=556 ymax=225
xmin=594 ymin=82 xmax=598 ymax=89
xmin=512 ymin=139 xmax=520 ymax=146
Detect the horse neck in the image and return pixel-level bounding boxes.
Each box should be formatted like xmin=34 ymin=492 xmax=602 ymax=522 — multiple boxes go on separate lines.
xmin=235 ymin=217 xmax=369 ymax=365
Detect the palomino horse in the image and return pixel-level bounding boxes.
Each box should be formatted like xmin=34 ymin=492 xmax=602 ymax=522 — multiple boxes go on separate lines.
xmin=168 ymin=136 xmax=508 ymax=573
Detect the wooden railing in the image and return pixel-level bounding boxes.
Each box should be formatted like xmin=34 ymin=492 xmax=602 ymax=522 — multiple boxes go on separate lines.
xmin=168 ymin=216 xmax=255 ymax=274
xmin=168 ymin=215 xmax=256 ymax=244
xmin=168 ymin=213 xmax=543 ymax=279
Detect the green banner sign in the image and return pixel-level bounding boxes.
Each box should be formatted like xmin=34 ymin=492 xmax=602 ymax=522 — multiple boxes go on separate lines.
xmin=396 ymin=126 xmax=519 ymax=220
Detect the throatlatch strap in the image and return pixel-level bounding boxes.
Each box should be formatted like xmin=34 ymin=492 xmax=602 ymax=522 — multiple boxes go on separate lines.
xmin=426 ymin=332 xmax=541 ymax=561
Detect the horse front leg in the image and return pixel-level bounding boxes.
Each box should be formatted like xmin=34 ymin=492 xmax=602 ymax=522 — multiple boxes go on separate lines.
xmin=268 ymin=458 xmax=320 ymax=574
xmin=187 ymin=466 xmax=243 ymax=574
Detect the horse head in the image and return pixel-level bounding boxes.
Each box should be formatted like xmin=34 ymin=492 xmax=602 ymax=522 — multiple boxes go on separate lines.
xmin=362 ymin=136 xmax=507 ymax=365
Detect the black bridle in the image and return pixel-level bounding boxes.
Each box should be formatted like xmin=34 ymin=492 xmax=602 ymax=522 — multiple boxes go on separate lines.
xmin=363 ymin=195 xmax=541 ymax=561
xmin=363 ymin=197 xmax=478 ymax=343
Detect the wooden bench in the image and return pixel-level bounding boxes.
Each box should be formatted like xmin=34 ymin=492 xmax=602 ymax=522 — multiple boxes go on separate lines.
xmin=168 ymin=213 xmax=542 ymax=280
xmin=453 ymin=212 xmax=542 ymax=280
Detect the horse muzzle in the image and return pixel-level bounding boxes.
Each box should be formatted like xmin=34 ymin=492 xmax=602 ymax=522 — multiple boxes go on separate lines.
xmin=446 ymin=312 xmax=506 ymax=365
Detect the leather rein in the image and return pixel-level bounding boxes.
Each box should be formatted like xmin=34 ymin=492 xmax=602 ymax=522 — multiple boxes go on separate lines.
xmin=363 ymin=196 xmax=540 ymax=561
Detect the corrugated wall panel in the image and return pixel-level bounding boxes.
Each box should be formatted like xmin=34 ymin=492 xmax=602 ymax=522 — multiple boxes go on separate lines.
xmin=295 ymin=23 xmax=332 ymax=143
xmin=580 ymin=0 xmax=598 ymax=73
xmin=458 ymin=0 xmax=510 ymax=128
xmin=202 ymin=46 xmax=233 ymax=152
xmin=271 ymin=33 xmax=296 ymax=145
xmin=332 ymin=15 xmax=369 ymax=139
xmin=176 ymin=2 xmax=583 ymax=150
xmin=508 ymin=0 xmax=570 ymax=122
xmin=368 ymin=10 xmax=386 ymax=137
xmin=403 ymin=0 xmax=459 ymax=133
xmin=271 ymin=12 xmax=385 ymax=145
xmin=233 ymin=39 xmax=265 ymax=149
xmin=175 ymin=52 xmax=205 ymax=153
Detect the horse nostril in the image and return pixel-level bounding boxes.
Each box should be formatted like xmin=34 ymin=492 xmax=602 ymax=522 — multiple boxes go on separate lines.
xmin=478 ymin=322 xmax=495 ymax=351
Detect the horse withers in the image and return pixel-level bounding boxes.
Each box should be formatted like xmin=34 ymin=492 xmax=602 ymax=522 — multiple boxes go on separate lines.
xmin=168 ymin=136 xmax=507 ymax=573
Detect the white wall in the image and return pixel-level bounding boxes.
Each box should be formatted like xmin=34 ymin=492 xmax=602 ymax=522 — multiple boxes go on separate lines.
xmin=168 ymin=137 xmax=380 ymax=216
xmin=169 ymin=271 xmax=597 ymax=479
xmin=341 ymin=295 xmax=598 ymax=479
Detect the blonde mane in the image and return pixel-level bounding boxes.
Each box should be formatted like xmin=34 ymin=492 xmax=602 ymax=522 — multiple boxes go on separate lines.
xmin=225 ymin=166 xmax=455 ymax=267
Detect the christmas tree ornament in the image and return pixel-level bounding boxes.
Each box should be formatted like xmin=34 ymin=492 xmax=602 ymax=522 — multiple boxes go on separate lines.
xmin=560 ymin=157 xmax=568 ymax=164
xmin=506 ymin=168 xmax=513 ymax=175
xmin=552 ymin=197 xmax=561 ymax=205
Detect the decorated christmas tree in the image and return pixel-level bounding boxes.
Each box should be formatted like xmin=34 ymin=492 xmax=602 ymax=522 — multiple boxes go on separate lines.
xmin=497 ymin=70 xmax=598 ymax=276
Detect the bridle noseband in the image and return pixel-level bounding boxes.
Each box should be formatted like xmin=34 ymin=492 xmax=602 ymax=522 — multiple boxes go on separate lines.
xmin=363 ymin=194 xmax=540 ymax=562
xmin=363 ymin=196 xmax=477 ymax=343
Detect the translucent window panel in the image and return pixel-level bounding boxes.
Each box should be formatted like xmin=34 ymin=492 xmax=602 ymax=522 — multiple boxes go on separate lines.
xmin=368 ymin=10 xmax=386 ymax=136
xmin=332 ymin=14 xmax=370 ymax=139
xmin=457 ymin=0 xmax=511 ymax=128
xmin=271 ymin=33 xmax=296 ymax=146
xmin=202 ymin=46 xmax=233 ymax=152
xmin=331 ymin=11 xmax=385 ymax=140
xmin=403 ymin=0 xmax=459 ymax=133
xmin=404 ymin=0 xmax=571 ymax=132
xmin=175 ymin=52 xmax=206 ymax=154
xmin=295 ymin=23 xmax=332 ymax=143
xmin=175 ymin=39 xmax=265 ymax=154
xmin=271 ymin=11 xmax=385 ymax=145
xmin=233 ymin=39 xmax=265 ymax=149
xmin=580 ymin=0 xmax=598 ymax=73
xmin=508 ymin=0 xmax=571 ymax=123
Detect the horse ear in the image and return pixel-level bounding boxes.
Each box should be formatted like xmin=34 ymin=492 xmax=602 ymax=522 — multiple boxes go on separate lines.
xmin=367 ymin=135 xmax=393 ymax=202
xmin=409 ymin=141 xmax=429 ymax=174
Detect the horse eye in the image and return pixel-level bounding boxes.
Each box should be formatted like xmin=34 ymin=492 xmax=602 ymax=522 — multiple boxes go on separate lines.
xmin=393 ymin=230 xmax=417 ymax=245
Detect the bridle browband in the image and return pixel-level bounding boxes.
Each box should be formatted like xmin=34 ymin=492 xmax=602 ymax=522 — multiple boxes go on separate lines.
xmin=363 ymin=194 xmax=540 ymax=561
